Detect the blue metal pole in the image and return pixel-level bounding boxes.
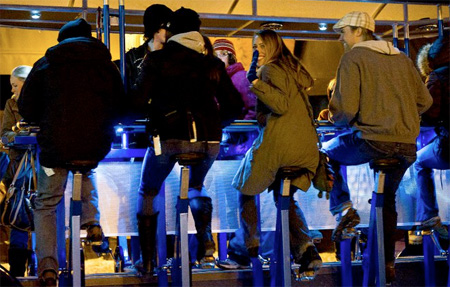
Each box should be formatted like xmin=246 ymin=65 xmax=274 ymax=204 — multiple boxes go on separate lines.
xmin=103 ymin=0 xmax=110 ymax=49
xmin=157 ymin=182 xmax=168 ymax=286
xmin=437 ymin=4 xmax=443 ymax=37
xmin=392 ymin=23 xmax=398 ymax=48
xmin=403 ymin=4 xmax=410 ymax=57
xmin=119 ymin=0 xmax=126 ymax=85
xmin=340 ymin=239 xmax=353 ymax=286
xmin=423 ymin=233 xmax=437 ymax=287
xmin=253 ymin=194 xmax=264 ymax=287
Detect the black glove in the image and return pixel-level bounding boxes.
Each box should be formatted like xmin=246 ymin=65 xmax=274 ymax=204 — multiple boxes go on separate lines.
xmin=247 ymin=49 xmax=259 ymax=83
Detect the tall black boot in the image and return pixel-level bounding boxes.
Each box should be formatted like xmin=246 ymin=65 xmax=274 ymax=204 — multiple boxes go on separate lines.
xmin=136 ymin=213 xmax=158 ymax=274
xmin=189 ymin=197 xmax=215 ymax=264
xmin=9 ymin=248 xmax=28 ymax=277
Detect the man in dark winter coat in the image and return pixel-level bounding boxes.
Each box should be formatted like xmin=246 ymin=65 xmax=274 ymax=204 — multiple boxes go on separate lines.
xmin=134 ymin=7 xmax=243 ymax=272
xmin=119 ymin=4 xmax=173 ymax=93
xmin=18 ymin=18 xmax=125 ymax=286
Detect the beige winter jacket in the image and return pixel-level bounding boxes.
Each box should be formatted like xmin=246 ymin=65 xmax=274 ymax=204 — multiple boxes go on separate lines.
xmin=232 ymin=61 xmax=319 ymax=195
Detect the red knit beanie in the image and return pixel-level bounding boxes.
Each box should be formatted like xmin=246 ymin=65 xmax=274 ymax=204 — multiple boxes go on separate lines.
xmin=213 ymin=39 xmax=236 ymax=56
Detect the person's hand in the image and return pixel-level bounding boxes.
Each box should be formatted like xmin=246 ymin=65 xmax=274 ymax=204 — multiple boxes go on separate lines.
xmin=247 ymin=49 xmax=259 ymax=83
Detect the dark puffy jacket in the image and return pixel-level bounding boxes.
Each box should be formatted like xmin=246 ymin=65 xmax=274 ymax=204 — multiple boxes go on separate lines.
xmin=18 ymin=37 xmax=125 ymax=168
xmin=136 ymin=40 xmax=243 ymax=141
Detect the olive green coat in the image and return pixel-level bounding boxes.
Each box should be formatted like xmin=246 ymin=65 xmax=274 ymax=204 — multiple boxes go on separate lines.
xmin=232 ymin=61 xmax=319 ymax=195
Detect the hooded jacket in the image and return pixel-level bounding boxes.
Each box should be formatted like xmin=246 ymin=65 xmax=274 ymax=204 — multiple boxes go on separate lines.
xmin=18 ymin=37 xmax=125 ymax=168
xmin=330 ymin=40 xmax=433 ymax=144
xmin=226 ymin=62 xmax=257 ymax=120
xmin=136 ymin=31 xmax=243 ymax=141
xmin=232 ymin=61 xmax=319 ymax=195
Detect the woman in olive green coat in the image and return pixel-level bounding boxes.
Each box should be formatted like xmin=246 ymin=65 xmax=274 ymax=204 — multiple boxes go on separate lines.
xmin=232 ymin=29 xmax=322 ymax=277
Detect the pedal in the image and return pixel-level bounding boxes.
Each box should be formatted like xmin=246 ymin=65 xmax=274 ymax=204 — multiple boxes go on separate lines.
xmin=258 ymin=255 xmax=270 ymax=267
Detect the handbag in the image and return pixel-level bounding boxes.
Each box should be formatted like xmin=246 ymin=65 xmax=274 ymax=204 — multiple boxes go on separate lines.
xmin=0 ymin=148 xmax=36 ymax=231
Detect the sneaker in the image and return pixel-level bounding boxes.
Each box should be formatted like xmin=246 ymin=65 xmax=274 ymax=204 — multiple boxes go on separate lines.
xmin=85 ymin=224 xmax=104 ymax=245
xmin=197 ymin=256 xmax=216 ymax=269
xmin=332 ymin=208 xmax=361 ymax=242
xmin=420 ymin=216 xmax=449 ymax=240
xmin=40 ymin=270 xmax=57 ymax=287
xmin=216 ymin=258 xmax=241 ymax=269
xmin=293 ymin=246 xmax=322 ymax=281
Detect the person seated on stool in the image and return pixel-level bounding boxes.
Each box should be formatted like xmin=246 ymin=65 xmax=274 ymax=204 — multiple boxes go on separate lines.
xmin=133 ymin=7 xmax=243 ymax=273
xmin=232 ymin=29 xmax=323 ymax=277
xmin=18 ymin=18 xmax=125 ymax=287
xmin=414 ymin=32 xmax=449 ymax=241
xmin=0 ymin=65 xmax=34 ymax=278
xmin=321 ymin=11 xmax=432 ymax=283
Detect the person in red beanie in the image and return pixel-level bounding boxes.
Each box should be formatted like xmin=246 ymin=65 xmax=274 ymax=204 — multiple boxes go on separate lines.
xmin=213 ymin=39 xmax=256 ymax=120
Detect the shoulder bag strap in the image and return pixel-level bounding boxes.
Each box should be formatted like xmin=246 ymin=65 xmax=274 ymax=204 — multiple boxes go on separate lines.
xmin=29 ymin=149 xmax=37 ymax=191
xmin=10 ymin=150 xmax=28 ymax=187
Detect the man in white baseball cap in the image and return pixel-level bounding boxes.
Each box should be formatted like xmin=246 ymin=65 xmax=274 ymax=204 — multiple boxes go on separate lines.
xmin=322 ymin=10 xmax=433 ymax=284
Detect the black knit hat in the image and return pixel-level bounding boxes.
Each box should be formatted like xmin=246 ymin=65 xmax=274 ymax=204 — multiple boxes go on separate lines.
xmin=143 ymin=4 xmax=173 ymax=39
xmin=58 ymin=18 xmax=92 ymax=42
xmin=167 ymin=7 xmax=201 ymax=35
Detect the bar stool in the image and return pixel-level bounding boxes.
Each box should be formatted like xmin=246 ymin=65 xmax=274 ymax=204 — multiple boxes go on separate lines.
xmin=60 ymin=160 xmax=98 ymax=287
xmin=271 ymin=166 xmax=307 ymax=286
xmin=363 ymin=158 xmax=400 ymax=287
xmin=171 ymin=152 xmax=206 ymax=287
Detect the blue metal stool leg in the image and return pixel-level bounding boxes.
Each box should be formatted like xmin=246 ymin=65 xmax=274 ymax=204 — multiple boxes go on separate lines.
xmin=156 ymin=183 xmax=168 ymax=286
xmin=363 ymin=170 xmax=386 ymax=287
xmin=270 ymin=178 xmax=291 ymax=287
xmin=252 ymin=195 xmax=264 ymax=287
xmin=423 ymin=230 xmax=437 ymax=286
xmin=340 ymin=239 xmax=353 ymax=286
xmin=173 ymin=166 xmax=191 ymax=287
xmin=70 ymin=171 xmax=83 ymax=287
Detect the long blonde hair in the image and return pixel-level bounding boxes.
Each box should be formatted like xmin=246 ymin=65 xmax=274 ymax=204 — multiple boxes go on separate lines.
xmin=254 ymin=29 xmax=313 ymax=88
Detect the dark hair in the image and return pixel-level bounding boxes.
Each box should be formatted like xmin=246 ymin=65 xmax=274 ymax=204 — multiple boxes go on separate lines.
xmin=168 ymin=7 xmax=201 ymax=35
xmin=143 ymin=4 xmax=173 ymax=40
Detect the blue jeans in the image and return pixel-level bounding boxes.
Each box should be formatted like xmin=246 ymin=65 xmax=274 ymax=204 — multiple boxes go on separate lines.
xmin=137 ymin=140 xmax=220 ymax=217
xmin=34 ymin=166 xmax=100 ymax=278
xmin=240 ymin=185 xmax=312 ymax=262
xmin=414 ymin=136 xmax=450 ymax=222
xmin=322 ymin=131 xmax=416 ymax=264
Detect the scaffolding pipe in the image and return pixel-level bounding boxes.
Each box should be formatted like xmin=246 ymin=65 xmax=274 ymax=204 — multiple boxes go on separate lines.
xmin=392 ymin=23 xmax=398 ymax=48
xmin=437 ymin=4 xmax=443 ymax=37
xmin=119 ymin=0 xmax=126 ymax=86
xmin=96 ymin=7 xmax=102 ymax=40
xmin=82 ymin=0 xmax=87 ymax=20
xmin=403 ymin=4 xmax=410 ymax=57
xmin=103 ymin=0 xmax=110 ymax=49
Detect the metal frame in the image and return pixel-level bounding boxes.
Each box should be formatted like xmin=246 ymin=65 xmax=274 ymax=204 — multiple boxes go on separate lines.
xmin=1 ymin=2 xmax=448 ymax=40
